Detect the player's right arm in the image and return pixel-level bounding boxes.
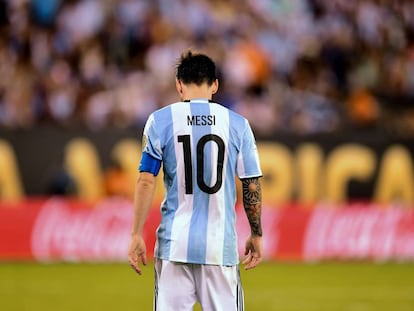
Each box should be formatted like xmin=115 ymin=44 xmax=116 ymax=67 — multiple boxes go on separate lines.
xmin=128 ymin=171 xmax=157 ymax=275
xmin=128 ymin=113 xmax=162 ymax=275
xmin=241 ymin=177 xmax=263 ymax=270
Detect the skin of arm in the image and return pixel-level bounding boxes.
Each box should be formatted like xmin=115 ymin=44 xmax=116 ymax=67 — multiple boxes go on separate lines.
xmin=241 ymin=177 xmax=263 ymax=270
xmin=128 ymin=171 xmax=157 ymax=275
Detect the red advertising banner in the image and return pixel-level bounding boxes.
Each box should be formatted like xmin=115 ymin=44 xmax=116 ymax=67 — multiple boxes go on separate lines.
xmin=1 ymin=199 xmax=414 ymax=262
xmin=0 ymin=200 xmax=44 ymax=260
xmin=303 ymin=203 xmax=414 ymax=261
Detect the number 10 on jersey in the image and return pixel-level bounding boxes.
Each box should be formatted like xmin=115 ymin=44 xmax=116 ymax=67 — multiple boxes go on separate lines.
xmin=177 ymin=134 xmax=225 ymax=195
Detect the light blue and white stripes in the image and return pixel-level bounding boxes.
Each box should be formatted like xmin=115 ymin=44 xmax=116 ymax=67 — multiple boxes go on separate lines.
xmin=142 ymin=99 xmax=261 ymax=266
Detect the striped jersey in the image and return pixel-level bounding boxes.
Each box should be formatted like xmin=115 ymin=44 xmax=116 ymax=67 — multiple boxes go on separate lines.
xmin=140 ymin=99 xmax=262 ymax=266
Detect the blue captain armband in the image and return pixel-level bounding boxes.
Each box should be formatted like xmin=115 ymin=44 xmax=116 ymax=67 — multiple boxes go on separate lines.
xmin=139 ymin=152 xmax=162 ymax=176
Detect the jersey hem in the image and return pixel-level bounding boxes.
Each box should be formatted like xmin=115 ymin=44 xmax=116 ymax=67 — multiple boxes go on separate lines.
xmin=154 ymin=255 xmax=239 ymax=267
xmin=239 ymin=174 xmax=263 ymax=180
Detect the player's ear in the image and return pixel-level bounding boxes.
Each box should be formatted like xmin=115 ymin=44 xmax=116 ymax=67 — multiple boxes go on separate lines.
xmin=176 ymin=79 xmax=183 ymax=96
xmin=211 ymin=79 xmax=219 ymax=94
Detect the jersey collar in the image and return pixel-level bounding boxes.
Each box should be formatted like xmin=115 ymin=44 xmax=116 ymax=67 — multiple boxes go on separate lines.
xmin=183 ymin=98 xmax=213 ymax=103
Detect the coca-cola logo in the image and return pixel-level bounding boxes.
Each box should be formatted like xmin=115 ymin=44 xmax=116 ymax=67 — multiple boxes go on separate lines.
xmin=303 ymin=203 xmax=414 ymax=261
xmin=31 ymin=198 xmax=134 ymax=262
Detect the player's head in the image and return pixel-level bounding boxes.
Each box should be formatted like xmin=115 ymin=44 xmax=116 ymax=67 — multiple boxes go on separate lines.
xmin=176 ymin=50 xmax=217 ymax=86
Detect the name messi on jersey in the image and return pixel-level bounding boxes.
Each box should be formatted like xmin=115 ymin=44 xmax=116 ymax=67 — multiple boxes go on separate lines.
xmin=187 ymin=115 xmax=216 ymax=126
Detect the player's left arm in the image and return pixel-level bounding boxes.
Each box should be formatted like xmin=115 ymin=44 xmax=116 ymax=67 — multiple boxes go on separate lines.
xmin=241 ymin=176 xmax=263 ymax=270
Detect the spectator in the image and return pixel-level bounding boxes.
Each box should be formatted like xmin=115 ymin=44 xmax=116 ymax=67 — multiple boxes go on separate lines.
xmin=0 ymin=0 xmax=413 ymax=137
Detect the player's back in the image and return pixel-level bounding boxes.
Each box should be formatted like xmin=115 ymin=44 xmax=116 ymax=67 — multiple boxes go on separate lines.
xmin=146 ymin=99 xmax=261 ymax=265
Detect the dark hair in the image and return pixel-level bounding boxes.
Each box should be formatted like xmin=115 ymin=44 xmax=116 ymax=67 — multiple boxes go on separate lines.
xmin=176 ymin=50 xmax=217 ymax=86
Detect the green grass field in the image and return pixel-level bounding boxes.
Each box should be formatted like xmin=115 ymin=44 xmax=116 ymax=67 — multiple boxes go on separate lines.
xmin=1 ymin=261 xmax=414 ymax=311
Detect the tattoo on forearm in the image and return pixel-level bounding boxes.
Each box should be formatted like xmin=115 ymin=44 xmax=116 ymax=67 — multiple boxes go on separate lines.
xmin=242 ymin=178 xmax=262 ymax=237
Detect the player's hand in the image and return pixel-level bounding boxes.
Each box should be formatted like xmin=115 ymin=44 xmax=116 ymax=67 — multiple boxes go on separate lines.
xmin=128 ymin=234 xmax=147 ymax=275
xmin=242 ymin=235 xmax=263 ymax=270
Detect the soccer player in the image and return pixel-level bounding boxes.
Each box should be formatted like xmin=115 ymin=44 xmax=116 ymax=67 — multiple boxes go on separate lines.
xmin=128 ymin=50 xmax=263 ymax=311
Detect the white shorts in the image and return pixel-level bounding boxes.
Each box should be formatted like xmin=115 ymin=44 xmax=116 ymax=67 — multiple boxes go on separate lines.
xmin=154 ymin=259 xmax=244 ymax=311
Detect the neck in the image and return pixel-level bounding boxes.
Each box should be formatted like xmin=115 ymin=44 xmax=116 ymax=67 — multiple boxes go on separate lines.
xmin=178 ymin=80 xmax=218 ymax=101
xmin=182 ymin=87 xmax=212 ymax=101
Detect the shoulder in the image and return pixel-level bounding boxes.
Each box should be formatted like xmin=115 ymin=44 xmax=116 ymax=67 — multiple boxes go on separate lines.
xmin=152 ymin=103 xmax=173 ymax=117
xmin=217 ymin=104 xmax=250 ymax=133
xmin=152 ymin=102 xmax=189 ymax=117
xmin=229 ymin=109 xmax=248 ymax=125
xmin=148 ymin=102 xmax=181 ymax=123
xmin=145 ymin=103 xmax=185 ymax=136
xmin=210 ymin=102 xmax=248 ymax=123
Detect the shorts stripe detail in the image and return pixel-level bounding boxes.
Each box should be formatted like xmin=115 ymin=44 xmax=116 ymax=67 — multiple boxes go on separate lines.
xmin=154 ymin=265 xmax=158 ymax=311
xmin=236 ymin=265 xmax=244 ymax=311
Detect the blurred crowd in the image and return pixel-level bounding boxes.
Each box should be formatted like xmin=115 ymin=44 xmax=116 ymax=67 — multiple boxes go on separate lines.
xmin=1 ymin=0 xmax=414 ymax=137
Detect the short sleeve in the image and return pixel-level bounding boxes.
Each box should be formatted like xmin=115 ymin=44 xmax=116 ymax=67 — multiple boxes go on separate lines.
xmin=236 ymin=120 xmax=262 ymax=179
xmin=141 ymin=113 xmax=162 ymax=161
